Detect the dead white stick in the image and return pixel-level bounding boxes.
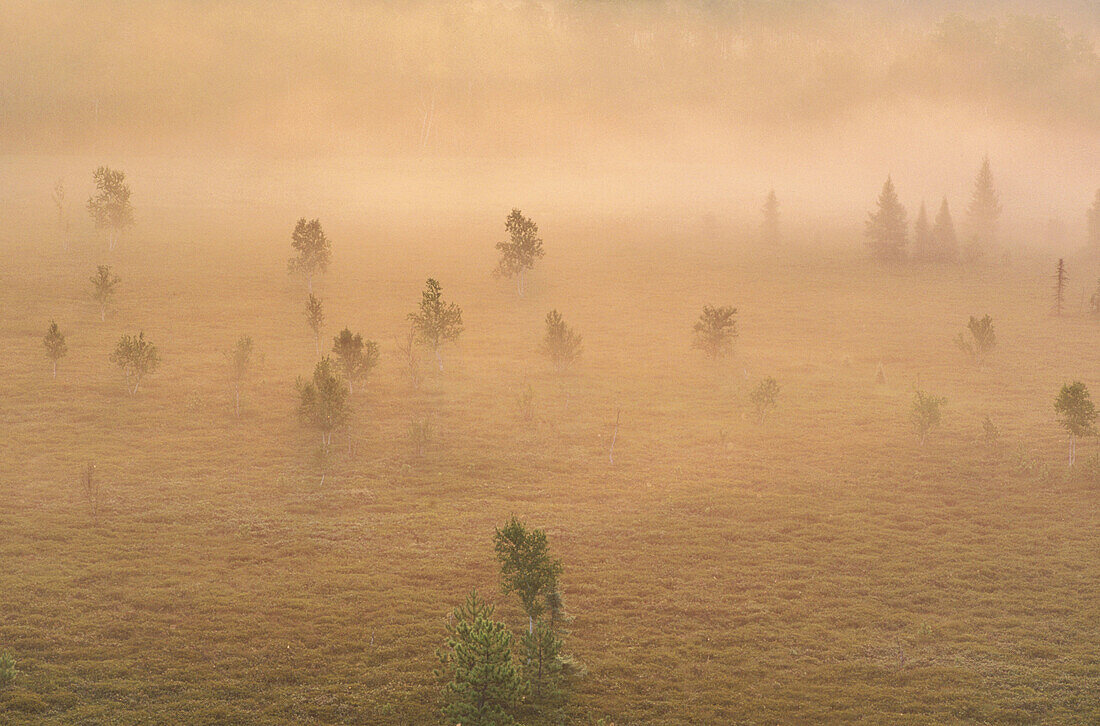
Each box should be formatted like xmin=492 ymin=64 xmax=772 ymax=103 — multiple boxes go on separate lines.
xmin=609 ymin=408 xmax=621 ymax=464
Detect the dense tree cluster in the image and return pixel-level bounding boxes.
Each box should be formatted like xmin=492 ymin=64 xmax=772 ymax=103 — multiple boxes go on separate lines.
xmin=438 ymin=518 xmax=577 ymax=725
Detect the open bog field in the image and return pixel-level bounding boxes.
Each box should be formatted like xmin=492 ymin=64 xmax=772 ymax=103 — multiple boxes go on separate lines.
xmin=0 ymin=200 xmax=1097 ymax=724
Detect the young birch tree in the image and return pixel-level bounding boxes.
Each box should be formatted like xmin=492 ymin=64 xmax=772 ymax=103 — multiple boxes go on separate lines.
xmin=493 ymin=516 xmax=563 ymax=634
xmin=296 ymin=358 xmax=350 ymax=481
xmin=539 ymin=310 xmax=582 ymax=374
xmin=90 ymin=265 xmax=120 ymax=322
xmin=1054 ymin=381 xmax=1097 ymax=467
xmin=226 ymin=335 xmax=259 ymax=418
xmin=332 ymin=328 xmax=379 ymax=395
xmin=110 ymin=332 xmax=160 ymax=395
xmin=305 ymin=294 xmax=324 ymax=357
xmin=409 ymin=278 xmax=463 ymax=371
xmin=692 ymin=305 xmax=738 ymax=359
xmin=287 ymin=218 xmax=332 ymax=293
xmin=910 ymin=390 xmax=946 ymax=446
xmin=749 ymin=377 xmax=780 ymax=424
xmin=494 ymin=209 xmax=545 ymax=296
xmin=955 ymin=315 xmax=996 ymax=366
xmin=43 ymin=321 xmax=67 ymax=378
xmin=86 ymin=167 xmax=133 ymax=251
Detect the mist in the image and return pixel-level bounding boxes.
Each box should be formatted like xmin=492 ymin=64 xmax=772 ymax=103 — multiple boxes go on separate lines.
xmin=3 ymin=0 xmax=1100 ymax=242
xmin=2 ymin=2 xmax=1100 ymax=724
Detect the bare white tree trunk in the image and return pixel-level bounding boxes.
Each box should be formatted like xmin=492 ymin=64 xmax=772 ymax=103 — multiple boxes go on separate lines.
xmin=609 ymin=409 xmax=621 ymax=464
xmin=419 ymin=92 xmax=435 ymax=155
xmin=234 ymin=386 xmax=240 ymax=418
xmin=52 ymin=361 xmax=57 ymax=378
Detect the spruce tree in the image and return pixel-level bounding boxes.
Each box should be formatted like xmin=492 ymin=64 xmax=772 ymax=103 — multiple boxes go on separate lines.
xmin=436 ymin=591 xmax=525 ymax=726
xmin=761 ymin=190 xmax=780 ymax=246
xmin=1053 ymin=258 xmax=1067 ymax=317
xmin=967 ymin=156 xmax=1002 ymax=260
xmin=931 ymin=197 xmax=958 ymax=262
xmin=1087 ymin=189 xmax=1100 ymax=257
xmin=865 ymin=176 xmax=908 ymax=262
xmin=912 ymin=201 xmax=932 ymax=261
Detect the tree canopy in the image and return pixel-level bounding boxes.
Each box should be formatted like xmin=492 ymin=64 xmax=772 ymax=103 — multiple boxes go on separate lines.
xmin=494 ymin=209 xmax=545 ymax=296
xmin=288 ymin=218 xmax=332 ymax=292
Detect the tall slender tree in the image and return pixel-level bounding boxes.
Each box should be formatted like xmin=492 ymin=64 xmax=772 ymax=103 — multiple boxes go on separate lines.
xmin=305 ymin=294 xmax=324 ymax=357
xmin=931 ymin=196 xmax=958 ymax=262
xmin=287 ymin=218 xmax=331 ymax=293
xmin=865 ymin=176 xmax=908 ymax=262
xmin=761 ymin=189 xmax=780 ymax=246
xmin=494 ymin=209 xmax=545 ymax=297
xmin=43 ymin=321 xmax=67 ymax=378
xmin=1087 ymin=188 xmax=1100 ymax=257
xmin=226 ymin=335 xmax=258 ymax=418
xmin=90 ymin=265 xmax=120 ymax=322
xmin=967 ymin=156 xmax=1002 ymax=260
xmin=1053 ymin=258 xmax=1068 ymax=317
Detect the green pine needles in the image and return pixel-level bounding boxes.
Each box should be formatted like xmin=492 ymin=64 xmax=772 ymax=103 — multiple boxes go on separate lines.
xmin=438 ymin=518 xmax=579 ymax=725
xmin=436 ymin=591 xmax=526 ymax=726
